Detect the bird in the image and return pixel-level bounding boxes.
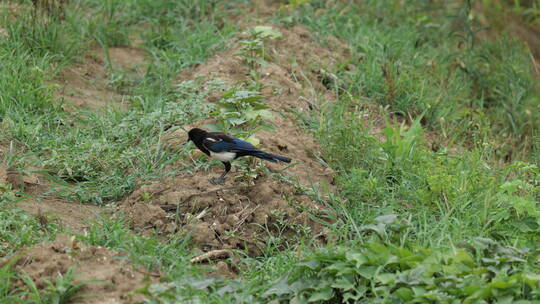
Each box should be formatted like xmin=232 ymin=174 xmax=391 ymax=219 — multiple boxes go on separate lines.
xmin=187 ymin=128 xmax=291 ymax=185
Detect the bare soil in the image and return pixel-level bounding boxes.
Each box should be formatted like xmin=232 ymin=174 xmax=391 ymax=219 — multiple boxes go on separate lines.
xmin=0 ymin=160 xmax=104 ymax=232
xmin=117 ymin=171 xmax=328 ymax=256
xmin=54 ymin=47 xmax=146 ymax=110
xmin=17 ymin=198 xmax=103 ymax=232
xmin=13 ymin=234 xmax=155 ymax=304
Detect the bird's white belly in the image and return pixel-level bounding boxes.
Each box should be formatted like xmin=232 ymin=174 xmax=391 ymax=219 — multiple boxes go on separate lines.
xmin=209 ymin=151 xmax=236 ymax=162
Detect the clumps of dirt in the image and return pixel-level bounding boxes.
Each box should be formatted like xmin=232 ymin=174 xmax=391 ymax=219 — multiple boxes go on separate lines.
xmin=54 ymin=47 xmax=146 ymax=110
xmin=117 ymin=171 xmax=328 ymax=256
xmin=0 ymin=159 xmax=39 ymax=192
xmin=12 ymin=234 xmax=154 ymax=304
xmin=118 ymin=199 xmax=172 ymax=234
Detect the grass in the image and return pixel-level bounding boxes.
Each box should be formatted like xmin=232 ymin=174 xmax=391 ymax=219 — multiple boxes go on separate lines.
xmin=281 ymin=0 xmax=539 ymax=160
xmin=1 ymin=0 xmax=241 ymax=204
xmin=1 ymin=0 xmax=540 ymax=302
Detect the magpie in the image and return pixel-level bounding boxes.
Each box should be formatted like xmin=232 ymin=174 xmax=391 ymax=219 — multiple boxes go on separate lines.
xmin=187 ymin=128 xmax=291 ymax=185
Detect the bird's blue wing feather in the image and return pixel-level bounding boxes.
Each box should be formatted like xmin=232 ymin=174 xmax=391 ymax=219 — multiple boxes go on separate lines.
xmin=204 ymin=137 xmax=259 ymax=153
xmin=231 ymin=138 xmax=259 ymax=151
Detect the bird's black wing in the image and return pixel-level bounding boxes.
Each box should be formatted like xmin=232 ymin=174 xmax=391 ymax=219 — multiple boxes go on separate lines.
xmin=203 ymin=132 xmax=259 ymax=153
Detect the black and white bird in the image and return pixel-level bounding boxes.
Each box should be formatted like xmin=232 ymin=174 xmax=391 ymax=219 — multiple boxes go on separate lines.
xmin=187 ymin=128 xmax=291 ymax=184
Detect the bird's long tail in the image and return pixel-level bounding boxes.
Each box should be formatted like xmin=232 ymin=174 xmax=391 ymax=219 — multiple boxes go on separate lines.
xmin=253 ymin=151 xmax=291 ymax=163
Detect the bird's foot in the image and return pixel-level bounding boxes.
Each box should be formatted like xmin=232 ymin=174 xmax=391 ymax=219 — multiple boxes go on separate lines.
xmin=209 ymin=177 xmax=225 ymax=185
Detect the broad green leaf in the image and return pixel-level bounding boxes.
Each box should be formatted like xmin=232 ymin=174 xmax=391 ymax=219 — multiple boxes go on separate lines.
xmin=469 ymin=286 xmax=492 ymax=301
xmin=395 ymin=287 xmax=413 ymax=300
xmin=252 ymin=26 xmax=282 ymax=39
xmin=523 ymin=273 xmax=540 ymax=288
xmin=245 ymin=109 xmax=273 ymax=120
xmin=330 ymin=277 xmax=354 ymax=291
xmin=511 ymin=217 xmax=539 ymax=233
xmin=453 ymin=249 xmax=474 ymax=267
xmin=412 ymin=286 xmax=426 ymax=297
xmin=345 ymin=251 xmax=367 ymax=267
xmin=251 ymin=102 xmax=270 ymax=110
xmin=342 ymin=291 xmax=362 ymax=302
xmin=368 ymin=242 xmax=391 ymax=255
xmin=376 ymin=273 xmax=396 ymax=284
xmin=361 ymin=223 xmax=386 ymax=237
xmin=356 ymin=266 xmax=377 ymax=279
xmin=263 ymin=277 xmax=293 ymax=297
xmin=495 ymin=295 xmax=514 ymax=304
xmin=244 ymin=136 xmax=260 ymax=146
xmin=295 ymin=260 xmax=320 ymax=270
xmin=463 ymin=284 xmax=482 ymax=296
xmin=523 ymin=273 xmax=540 ymax=281
xmin=203 ymin=124 xmax=220 ymax=132
xmin=325 ymin=262 xmax=354 ymax=275
xmin=307 ymin=287 xmax=333 ymax=302
xmin=500 ymin=180 xmax=526 ymax=194
xmin=375 ymin=214 xmax=398 ymax=225
xmin=220 ymin=89 xmax=236 ymax=98
xmin=237 ymin=95 xmax=263 ymax=103
xmin=490 ymin=280 xmax=514 ymax=289
xmin=228 ymin=117 xmax=247 ymax=125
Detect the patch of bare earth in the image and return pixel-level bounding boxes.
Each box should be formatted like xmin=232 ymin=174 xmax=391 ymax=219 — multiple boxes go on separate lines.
xmin=0 ymin=148 xmax=146 ymax=302
xmin=18 ymin=197 xmax=103 ymax=232
xmin=13 ymin=234 xmax=155 ymax=304
xmin=0 ymin=157 xmax=104 ymax=232
xmin=55 ymin=47 xmax=146 ymax=110
xmin=117 ymin=171 xmax=328 ymax=257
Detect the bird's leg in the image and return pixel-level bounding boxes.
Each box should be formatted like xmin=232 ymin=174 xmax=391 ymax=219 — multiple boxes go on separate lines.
xmin=210 ymin=162 xmax=231 ymax=185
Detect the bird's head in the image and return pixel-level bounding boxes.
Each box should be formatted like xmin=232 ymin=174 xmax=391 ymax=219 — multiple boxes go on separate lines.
xmin=187 ymin=128 xmax=207 ymax=144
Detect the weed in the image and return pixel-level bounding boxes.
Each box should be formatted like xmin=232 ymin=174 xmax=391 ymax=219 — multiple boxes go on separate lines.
xmin=21 ymin=267 xmax=101 ymax=304
xmin=207 ymin=86 xmax=274 ymax=138
xmin=235 ymin=26 xmax=282 ymax=69
xmin=287 ymin=0 xmax=539 ymax=158
xmin=265 ymin=232 xmax=540 ymax=303
xmin=0 ymin=205 xmax=60 ymax=257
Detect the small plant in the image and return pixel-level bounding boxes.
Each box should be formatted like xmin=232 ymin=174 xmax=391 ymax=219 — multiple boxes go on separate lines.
xmin=234 ymin=160 xmax=265 ymax=185
xmin=20 ymin=267 xmax=101 ymax=304
xmin=279 ymin=0 xmax=310 ymax=11
xmin=381 ymin=116 xmax=424 ymax=166
xmin=235 ymin=26 xmax=282 ymax=69
xmin=207 ymin=86 xmax=274 ymax=138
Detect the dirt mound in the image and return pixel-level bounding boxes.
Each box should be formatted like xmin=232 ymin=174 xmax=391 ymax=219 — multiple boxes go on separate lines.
xmin=55 ymin=47 xmax=146 ymax=110
xmin=117 ymin=171 xmax=327 ymax=256
xmin=13 ymin=234 xmax=154 ymax=304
